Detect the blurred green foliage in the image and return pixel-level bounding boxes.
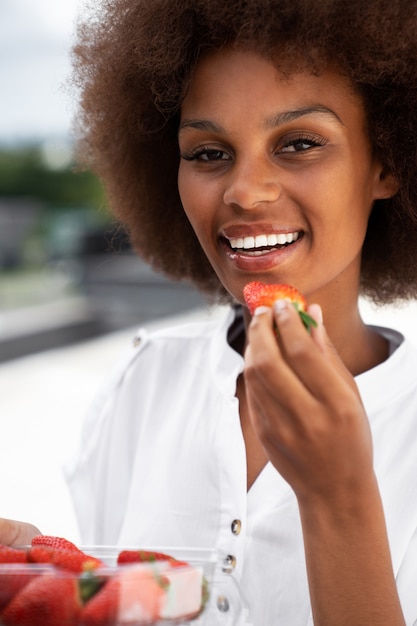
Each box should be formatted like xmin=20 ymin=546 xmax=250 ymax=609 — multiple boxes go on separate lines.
xmin=0 ymin=144 xmax=117 ymax=280
xmin=0 ymin=144 xmax=107 ymax=212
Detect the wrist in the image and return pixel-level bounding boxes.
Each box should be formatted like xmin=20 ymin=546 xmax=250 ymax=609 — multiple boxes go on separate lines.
xmin=297 ymin=471 xmax=385 ymax=536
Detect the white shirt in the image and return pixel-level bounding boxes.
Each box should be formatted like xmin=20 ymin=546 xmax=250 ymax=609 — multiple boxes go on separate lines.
xmin=65 ymin=307 xmax=417 ymax=625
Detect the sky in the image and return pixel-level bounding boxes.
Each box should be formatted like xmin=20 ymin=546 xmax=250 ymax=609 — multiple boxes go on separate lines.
xmin=0 ymin=0 xmax=82 ymax=144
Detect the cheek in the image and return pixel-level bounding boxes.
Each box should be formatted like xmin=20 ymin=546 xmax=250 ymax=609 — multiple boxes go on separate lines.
xmin=178 ymin=168 xmax=217 ymax=237
xmin=306 ymin=162 xmax=374 ymax=230
xmin=178 ymin=171 xmax=198 ymax=227
xmin=178 ymin=166 xmax=199 ymax=211
xmin=178 ymin=177 xmax=211 ymax=259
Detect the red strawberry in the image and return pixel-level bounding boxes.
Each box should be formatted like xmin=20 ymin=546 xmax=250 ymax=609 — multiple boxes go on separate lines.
xmin=0 ymin=547 xmax=32 ymax=610
xmin=1 ymin=573 xmax=82 ymax=626
xmin=80 ymin=566 xmax=166 ymax=626
xmin=31 ymin=535 xmax=80 ymax=553
xmin=0 ymin=569 xmax=35 ymax=613
xmin=243 ymin=281 xmax=317 ymax=330
xmin=0 ymin=547 xmax=27 ymax=564
xmin=28 ymin=546 xmax=104 ymax=574
xmin=117 ymin=549 xmax=184 ymax=567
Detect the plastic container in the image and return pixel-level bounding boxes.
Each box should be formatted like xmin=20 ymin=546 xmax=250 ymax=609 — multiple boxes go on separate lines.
xmin=0 ymin=546 xmax=250 ymax=626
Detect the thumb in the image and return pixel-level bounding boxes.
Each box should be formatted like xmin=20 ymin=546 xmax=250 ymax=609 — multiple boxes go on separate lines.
xmin=0 ymin=518 xmax=41 ymax=546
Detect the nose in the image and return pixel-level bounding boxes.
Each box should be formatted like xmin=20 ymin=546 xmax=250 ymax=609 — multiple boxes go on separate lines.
xmin=223 ymin=158 xmax=281 ymax=209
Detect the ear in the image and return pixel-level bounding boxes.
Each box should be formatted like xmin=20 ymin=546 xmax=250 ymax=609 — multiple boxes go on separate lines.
xmin=372 ymin=165 xmax=399 ymax=200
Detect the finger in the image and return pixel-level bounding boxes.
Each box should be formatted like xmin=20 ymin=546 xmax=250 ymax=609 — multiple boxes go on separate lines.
xmin=244 ymin=377 xmax=295 ymax=458
xmin=307 ymin=303 xmax=350 ymax=379
xmin=273 ymin=301 xmax=360 ymax=403
xmin=0 ymin=518 xmax=41 ymax=547
xmin=245 ymin=308 xmax=315 ymax=412
xmin=245 ymin=339 xmax=319 ymax=444
xmin=307 ymin=303 xmax=326 ymax=352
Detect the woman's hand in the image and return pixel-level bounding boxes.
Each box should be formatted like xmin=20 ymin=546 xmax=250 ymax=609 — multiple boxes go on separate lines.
xmin=0 ymin=518 xmax=41 ymax=546
xmin=244 ymin=299 xmax=373 ymax=505
xmin=244 ymin=301 xmax=405 ymax=625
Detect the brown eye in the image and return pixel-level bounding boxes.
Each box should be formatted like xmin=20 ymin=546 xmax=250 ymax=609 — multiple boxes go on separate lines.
xmin=200 ymin=149 xmax=228 ymax=161
xmin=180 ymin=146 xmax=232 ymax=162
xmin=280 ymin=135 xmax=325 ymax=153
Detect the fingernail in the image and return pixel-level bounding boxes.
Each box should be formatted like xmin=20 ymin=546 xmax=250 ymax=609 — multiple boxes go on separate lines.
xmin=273 ymin=299 xmax=289 ymax=314
xmin=254 ymin=305 xmax=271 ymax=316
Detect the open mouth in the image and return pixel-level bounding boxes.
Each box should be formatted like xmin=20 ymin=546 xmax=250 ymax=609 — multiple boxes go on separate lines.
xmin=225 ymin=231 xmax=303 ymax=256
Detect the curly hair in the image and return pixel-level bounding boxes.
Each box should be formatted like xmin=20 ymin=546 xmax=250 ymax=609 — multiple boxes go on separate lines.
xmin=72 ymin=0 xmax=417 ymax=304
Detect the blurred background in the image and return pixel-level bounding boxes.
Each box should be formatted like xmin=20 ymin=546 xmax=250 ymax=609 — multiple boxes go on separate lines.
xmin=0 ymin=0 xmax=210 ymax=542
xmin=0 ymin=0 xmax=208 ymax=363
xmin=1 ymin=0 xmax=417 ymax=544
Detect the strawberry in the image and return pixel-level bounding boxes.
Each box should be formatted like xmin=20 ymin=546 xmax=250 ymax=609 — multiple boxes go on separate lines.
xmin=53 ymin=549 xmax=104 ymax=574
xmin=80 ymin=565 xmax=166 ymax=626
xmin=116 ymin=551 xmax=207 ymax=621
xmin=243 ymin=281 xmax=317 ymax=331
xmin=31 ymin=535 xmax=80 ymax=553
xmin=0 ymin=547 xmax=32 ymax=610
xmin=0 ymin=572 xmax=35 ymax=613
xmin=78 ymin=576 xmax=118 ymax=626
xmin=117 ymin=549 xmax=185 ymax=567
xmin=0 ymin=547 xmax=27 ymax=564
xmin=1 ymin=573 xmax=82 ymax=626
xmin=28 ymin=546 xmax=104 ymax=574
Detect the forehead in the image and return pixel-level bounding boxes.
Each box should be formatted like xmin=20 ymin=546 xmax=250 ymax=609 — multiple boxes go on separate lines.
xmin=181 ymin=48 xmax=365 ymax=128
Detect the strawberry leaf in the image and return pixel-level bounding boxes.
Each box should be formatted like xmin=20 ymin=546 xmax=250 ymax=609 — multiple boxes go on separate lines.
xmin=298 ymin=309 xmax=317 ymax=332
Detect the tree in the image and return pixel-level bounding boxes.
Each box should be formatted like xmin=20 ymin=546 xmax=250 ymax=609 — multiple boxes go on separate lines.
xmin=0 ymin=144 xmax=107 ymax=213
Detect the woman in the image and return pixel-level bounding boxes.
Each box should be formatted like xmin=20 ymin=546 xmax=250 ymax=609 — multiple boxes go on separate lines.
xmin=4 ymin=1 xmax=417 ymax=624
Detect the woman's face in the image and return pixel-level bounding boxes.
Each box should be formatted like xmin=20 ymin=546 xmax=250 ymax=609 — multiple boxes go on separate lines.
xmin=178 ymin=49 xmax=395 ymax=308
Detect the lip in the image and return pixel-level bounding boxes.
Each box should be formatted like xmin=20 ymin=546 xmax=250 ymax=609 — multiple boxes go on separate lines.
xmin=220 ymin=233 xmax=303 ymax=272
xmin=221 ymin=224 xmax=300 ymax=239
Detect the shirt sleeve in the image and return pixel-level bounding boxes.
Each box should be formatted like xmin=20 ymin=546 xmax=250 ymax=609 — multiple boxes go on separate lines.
xmin=63 ymin=328 xmax=149 ymax=543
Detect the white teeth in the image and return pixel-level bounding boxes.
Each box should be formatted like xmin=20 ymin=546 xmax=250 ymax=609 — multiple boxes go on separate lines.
xmin=254 ymin=234 xmax=268 ymax=247
xmin=229 ymin=231 xmax=299 ymax=250
xmin=243 ymin=236 xmax=255 ymax=249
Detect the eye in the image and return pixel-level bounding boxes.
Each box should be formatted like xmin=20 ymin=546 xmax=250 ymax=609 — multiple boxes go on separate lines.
xmin=279 ymin=135 xmax=326 ymax=153
xmin=180 ymin=147 xmax=231 ymax=162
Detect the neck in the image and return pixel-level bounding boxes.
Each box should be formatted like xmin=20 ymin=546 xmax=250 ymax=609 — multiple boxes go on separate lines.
xmin=323 ymin=303 xmax=389 ymax=375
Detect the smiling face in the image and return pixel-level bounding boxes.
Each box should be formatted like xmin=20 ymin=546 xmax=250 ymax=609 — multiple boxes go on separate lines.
xmin=178 ymin=49 xmax=396 ymax=312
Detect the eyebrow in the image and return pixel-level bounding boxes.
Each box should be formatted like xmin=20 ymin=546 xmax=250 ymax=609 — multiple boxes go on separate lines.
xmin=265 ymin=105 xmax=344 ymax=129
xmin=179 ymin=119 xmax=223 ymax=133
xmin=179 ymin=105 xmax=344 ymax=134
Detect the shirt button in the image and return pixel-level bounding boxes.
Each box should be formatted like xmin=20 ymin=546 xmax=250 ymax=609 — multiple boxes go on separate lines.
xmin=222 ymin=554 xmax=237 ymax=573
xmin=217 ymin=595 xmax=230 ymax=612
xmin=231 ymin=519 xmax=241 ymax=535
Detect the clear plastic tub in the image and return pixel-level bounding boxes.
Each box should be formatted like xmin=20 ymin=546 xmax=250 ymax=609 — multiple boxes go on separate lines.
xmin=0 ymin=546 xmax=251 ymax=626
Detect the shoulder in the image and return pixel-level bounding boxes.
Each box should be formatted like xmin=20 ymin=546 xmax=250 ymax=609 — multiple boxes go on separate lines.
xmin=138 ymin=306 xmax=232 ymax=343
xmin=130 ymin=305 xmax=235 ymax=365
xmin=83 ymin=306 xmax=236 ymax=415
